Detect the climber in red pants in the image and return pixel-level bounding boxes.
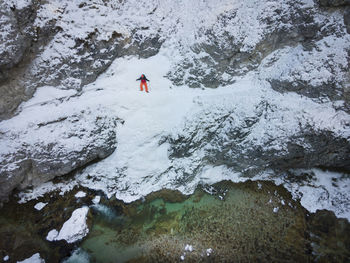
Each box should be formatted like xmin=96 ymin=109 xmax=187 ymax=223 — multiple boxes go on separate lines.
xmin=136 ymin=74 xmax=150 ymax=93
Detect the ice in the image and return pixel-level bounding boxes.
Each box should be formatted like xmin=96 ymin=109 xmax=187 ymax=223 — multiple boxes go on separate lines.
xmin=75 ymin=191 xmax=86 ymax=198
xmin=16 ymin=253 xmax=45 ymax=263
xmin=34 ymin=202 xmax=47 ymax=211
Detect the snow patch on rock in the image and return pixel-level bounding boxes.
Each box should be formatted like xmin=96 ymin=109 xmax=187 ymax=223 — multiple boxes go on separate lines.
xmin=16 ymin=253 xmax=45 ymax=263
xmin=47 ymin=207 xmax=89 ymax=243
xmin=34 ymin=202 xmax=47 ymax=211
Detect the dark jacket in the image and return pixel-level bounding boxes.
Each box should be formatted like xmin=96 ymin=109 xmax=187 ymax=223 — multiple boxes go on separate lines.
xmin=136 ymin=75 xmax=149 ymax=83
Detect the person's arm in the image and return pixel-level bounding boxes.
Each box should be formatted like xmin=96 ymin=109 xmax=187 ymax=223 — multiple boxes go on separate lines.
xmin=146 ymin=77 xmax=150 ymax=81
xmin=136 ymin=77 xmax=141 ymax=81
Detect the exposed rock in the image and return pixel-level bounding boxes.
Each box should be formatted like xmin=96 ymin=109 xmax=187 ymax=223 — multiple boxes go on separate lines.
xmin=0 ymin=0 xmax=38 ymax=79
xmin=345 ymin=7 xmax=350 ymax=33
xmin=166 ymin=94 xmax=350 ymax=180
xmin=0 ymin=0 xmax=164 ymax=120
xmin=167 ymin=0 xmax=321 ymax=89
xmin=0 ymin=106 xmax=118 ymax=203
xmin=317 ymin=0 xmax=350 ymax=7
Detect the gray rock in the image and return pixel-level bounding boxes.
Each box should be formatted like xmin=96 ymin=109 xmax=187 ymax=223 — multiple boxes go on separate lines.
xmin=0 ymin=1 xmax=164 ymax=121
xmin=0 ymin=107 xmax=119 ymax=203
xmin=167 ymin=1 xmax=320 ymax=89
xmin=317 ymin=0 xmax=350 ymax=7
xmin=166 ymin=97 xmax=350 ymax=182
xmin=345 ymin=7 xmax=350 ymax=33
xmin=0 ymin=0 xmax=38 ymax=75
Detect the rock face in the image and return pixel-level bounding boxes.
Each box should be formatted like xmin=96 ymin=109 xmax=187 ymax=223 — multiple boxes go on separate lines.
xmin=317 ymin=0 xmax=350 ymax=7
xmin=0 ymin=106 xmax=118 ymax=203
xmin=0 ymin=0 xmax=163 ymax=120
xmin=166 ymin=91 xmax=350 ymax=179
xmin=167 ymin=0 xmax=350 ymax=110
xmin=0 ymin=0 xmax=349 ymax=207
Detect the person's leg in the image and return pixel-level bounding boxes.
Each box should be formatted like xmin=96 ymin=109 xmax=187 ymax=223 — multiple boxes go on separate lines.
xmin=140 ymin=82 xmax=143 ymax=91
xmin=145 ymin=82 xmax=149 ymax=93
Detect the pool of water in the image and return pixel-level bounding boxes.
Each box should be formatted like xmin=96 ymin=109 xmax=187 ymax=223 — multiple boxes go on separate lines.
xmin=76 ymin=181 xmax=311 ymax=262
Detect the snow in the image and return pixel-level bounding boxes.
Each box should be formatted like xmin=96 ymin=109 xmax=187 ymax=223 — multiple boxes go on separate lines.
xmin=18 ymin=180 xmax=77 ymax=203
xmin=185 ymin=244 xmax=193 ymax=252
xmin=273 ymin=207 xmax=279 ymax=213
xmin=16 ymin=253 xmax=45 ymax=263
xmin=1 ymin=0 xmax=349 ymax=223
xmin=8 ymin=0 xmax=32 ymax=9
xmin=255 ymin=168 xmax=350 ymax=220
xmin=10 ymin=48 xmax=350 ymax=221
xmin=46 ymin=229 xmax=58 ymax=242
xmin=92 ymin=196 xmax=101 ymax=204
xmin=75 ymin=191 xmax=86 ymax=198
xmin=47 ymin=207 xmax=89 ymax=243
xmin=34 ymin=202 xmax=47 ymax=211
xmin=206 ymin=248 xmax=213 ymax=256
xmin=4 ymin=255 xmax=9 ymax=261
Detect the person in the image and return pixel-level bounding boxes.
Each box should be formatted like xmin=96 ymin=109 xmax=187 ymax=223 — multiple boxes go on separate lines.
xmin=136 ymin=74 xmax=150 ymax=93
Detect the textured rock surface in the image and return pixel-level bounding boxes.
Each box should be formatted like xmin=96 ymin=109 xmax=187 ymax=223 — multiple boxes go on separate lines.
xmin=0 ymin=0 xmax=163 ymax=120
xmin=0 ymin=106 xmax=118 ymax=203
xmin=167 ymin=0 xmax=350 ymax=109
xmin=317 ymin=0 xmax=350 ymax=7
xmin=166 ymin=92 xmax=350 ymax=179
xmin=0 ymin=0 xmax=349 ymax=212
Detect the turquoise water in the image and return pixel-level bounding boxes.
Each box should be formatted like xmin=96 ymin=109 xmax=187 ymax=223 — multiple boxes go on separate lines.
xmin=76 ymin=181 xmax=312 ymax=262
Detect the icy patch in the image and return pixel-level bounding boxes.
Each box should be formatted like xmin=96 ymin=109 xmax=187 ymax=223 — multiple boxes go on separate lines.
xmin=92 ymin=196 xmax=101 ymax=204
xmin=17 ymin=253 xmax=45 ymax=263
xmin=34 ymin=202 xmax=47 ymax=211
xmin=75 ymin=191 xmax=86 ymax=198
xmin=47 ymin=207 xmax=89 ymax=243
xmin=46 ymin=229 xmax=59 ymax=242
xmin=206 ymin=248 xmax=213 ymax=256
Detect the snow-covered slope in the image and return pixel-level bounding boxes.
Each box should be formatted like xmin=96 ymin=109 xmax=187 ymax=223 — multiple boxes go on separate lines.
xmin=0 ymin=0 xmax=349 ymax=220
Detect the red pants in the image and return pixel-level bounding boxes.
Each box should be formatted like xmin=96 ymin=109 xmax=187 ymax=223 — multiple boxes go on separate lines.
xmin=140 ymin=82 xmax=148 ymax=92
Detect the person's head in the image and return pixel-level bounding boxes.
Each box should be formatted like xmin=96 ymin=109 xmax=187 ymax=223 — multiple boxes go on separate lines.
xmin=141 ymin=74 xmax=144 ymax=77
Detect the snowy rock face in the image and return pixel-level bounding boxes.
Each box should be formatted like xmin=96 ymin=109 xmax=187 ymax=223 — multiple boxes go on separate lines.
xmin=0 ymin=0 xmax=349 ymax=211
xmin=0 ymin=0 xmax=163 ymax=120
xmin=0 ymin=105 xmax=118 ymax=202
xmin=167 ymin=0 xmax=349 ymax=110
xmin=167 ymin=89 xmax=350 ymax=178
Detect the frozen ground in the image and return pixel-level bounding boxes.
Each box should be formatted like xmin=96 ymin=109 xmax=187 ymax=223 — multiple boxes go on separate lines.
xmin=13 ymin=49 xmax=350 ymax=221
